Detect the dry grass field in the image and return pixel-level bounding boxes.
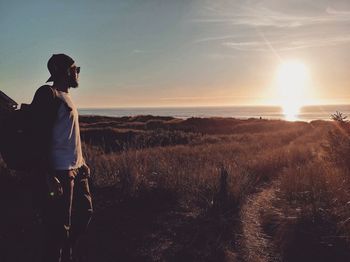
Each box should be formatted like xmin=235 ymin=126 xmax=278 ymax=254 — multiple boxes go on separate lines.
xmin=1 ymin=115 xmax=350 ymax=261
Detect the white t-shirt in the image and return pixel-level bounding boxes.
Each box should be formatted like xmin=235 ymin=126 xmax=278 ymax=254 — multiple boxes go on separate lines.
xmin=50 ymin=91 xmax=84 ymax=170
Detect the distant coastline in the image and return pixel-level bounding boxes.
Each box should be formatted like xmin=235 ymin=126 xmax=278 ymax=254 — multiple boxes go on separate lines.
xmin=78 ymin=104 xmax=350 ymax=122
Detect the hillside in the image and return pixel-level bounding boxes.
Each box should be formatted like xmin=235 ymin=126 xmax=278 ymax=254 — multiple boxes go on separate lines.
xmin=1 ymin=116 xmax=350 ymax=262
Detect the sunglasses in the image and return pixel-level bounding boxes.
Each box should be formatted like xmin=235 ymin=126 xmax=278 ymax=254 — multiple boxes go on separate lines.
xmin=70 ymin=66 xmax=81 ymax=74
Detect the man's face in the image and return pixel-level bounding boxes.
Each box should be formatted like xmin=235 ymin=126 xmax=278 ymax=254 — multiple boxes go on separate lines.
xmin=68 ymin=65 xmax=80 ymax=88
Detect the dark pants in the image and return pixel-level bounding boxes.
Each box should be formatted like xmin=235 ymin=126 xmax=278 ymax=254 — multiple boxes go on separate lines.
xmin=42 ymin=167 xmax=93 ymax=262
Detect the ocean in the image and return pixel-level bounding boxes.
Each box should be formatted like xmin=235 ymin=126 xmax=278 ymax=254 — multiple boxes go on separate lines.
xmin=78 ymin=105 xmax=350 ymax=122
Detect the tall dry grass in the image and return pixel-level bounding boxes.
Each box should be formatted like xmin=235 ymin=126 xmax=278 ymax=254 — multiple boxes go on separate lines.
xmin=82 ymin=119 xmax=312 ymax=211
xmin=263 ymin=120 xmax=350 ymax=261
xmin=2 ymin=116 xmax=350 ymax=261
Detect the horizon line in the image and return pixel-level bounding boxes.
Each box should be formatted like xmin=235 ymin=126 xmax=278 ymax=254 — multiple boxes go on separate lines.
xmin=78 ymin=103 xmax=350 ymax=110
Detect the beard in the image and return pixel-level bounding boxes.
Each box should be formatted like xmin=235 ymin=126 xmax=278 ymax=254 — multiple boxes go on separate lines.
xmin=69 ymin=76 xmax=79 ymax=88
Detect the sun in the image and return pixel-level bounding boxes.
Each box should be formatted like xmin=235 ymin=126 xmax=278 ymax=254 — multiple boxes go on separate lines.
xmin=275 ymin=60 xmax=310 ymax=121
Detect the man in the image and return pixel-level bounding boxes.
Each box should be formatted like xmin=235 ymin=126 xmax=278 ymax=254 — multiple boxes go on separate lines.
xmin=33 ymin=54 xmax=93 ymax=262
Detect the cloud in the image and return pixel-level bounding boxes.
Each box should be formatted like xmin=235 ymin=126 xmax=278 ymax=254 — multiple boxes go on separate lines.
xmin=192 ymin=5 xmax=350 ymax=28
xmin=326 ymin=7 xmax=350 ymax=15
xmin=203 ymin=53 xmax=237 ymax=60
xmin=160 ymin=95 xmax=264 ymax=101
xmin=223 ymin=36 xmax=350 ymax=52
xmin=193 ymin=2 xmax=350 ymax=51
xmin=194 ymin=34 xmax=246 ymax=44
xmin=131 ymin=49 xmax=159 ymax=55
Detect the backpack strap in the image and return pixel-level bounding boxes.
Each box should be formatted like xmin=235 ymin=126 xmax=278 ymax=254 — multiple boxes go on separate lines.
xmin=32 ymin=85 xmax=56 ymax=107
xmin=28 ymin=85 xmax=64 ymax=169
xmin=33 ymin=84 xmax=67 ymax=111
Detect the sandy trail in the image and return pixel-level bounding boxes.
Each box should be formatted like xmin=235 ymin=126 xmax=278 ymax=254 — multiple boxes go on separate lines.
xmin=239 ymin=184 xmax=281 ymax=262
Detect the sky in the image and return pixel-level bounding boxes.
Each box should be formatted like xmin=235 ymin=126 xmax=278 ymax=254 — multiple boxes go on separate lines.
xmin=1 ymin=0 xmax=350 ymax=108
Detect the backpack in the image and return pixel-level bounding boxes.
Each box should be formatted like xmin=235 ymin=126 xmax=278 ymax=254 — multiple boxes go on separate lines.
xmin=0 ymin=85 xmax=60 ymax=171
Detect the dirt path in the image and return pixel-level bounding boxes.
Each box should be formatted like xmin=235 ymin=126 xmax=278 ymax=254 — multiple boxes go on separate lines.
xmin=238 ymin=184 xmax=281 ymax=262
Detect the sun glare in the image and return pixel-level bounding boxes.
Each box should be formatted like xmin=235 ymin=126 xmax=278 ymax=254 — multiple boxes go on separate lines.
xmin=276 ymin=60 xmax=310 ymax=121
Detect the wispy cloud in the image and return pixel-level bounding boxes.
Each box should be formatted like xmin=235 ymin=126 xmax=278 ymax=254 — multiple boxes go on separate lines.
xmin=326 ymin=7 xmax=350 ymax=15
xmin=193 ymin=6 xmax=350 ymax=28
xmin=193 ymin=2 xmax=350 ymax=51
xmin=194 ymin=34 xmax=249 ymax=44
xmin=131 ymin=49 xmax=159 ymax=55
xmin=160 ymin=95 xmax=265 ymax=101
xmin=202 ymin=53 xmax=237 ymax=60
xmin=223 ymin=36 xmax=350 ymax=52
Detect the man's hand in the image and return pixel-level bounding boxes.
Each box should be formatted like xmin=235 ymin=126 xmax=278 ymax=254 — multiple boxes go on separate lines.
xmin=81 ymin=163 xmax=91 ymax=177
xmin=47 ymin=176 xmax=63 ymax=197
